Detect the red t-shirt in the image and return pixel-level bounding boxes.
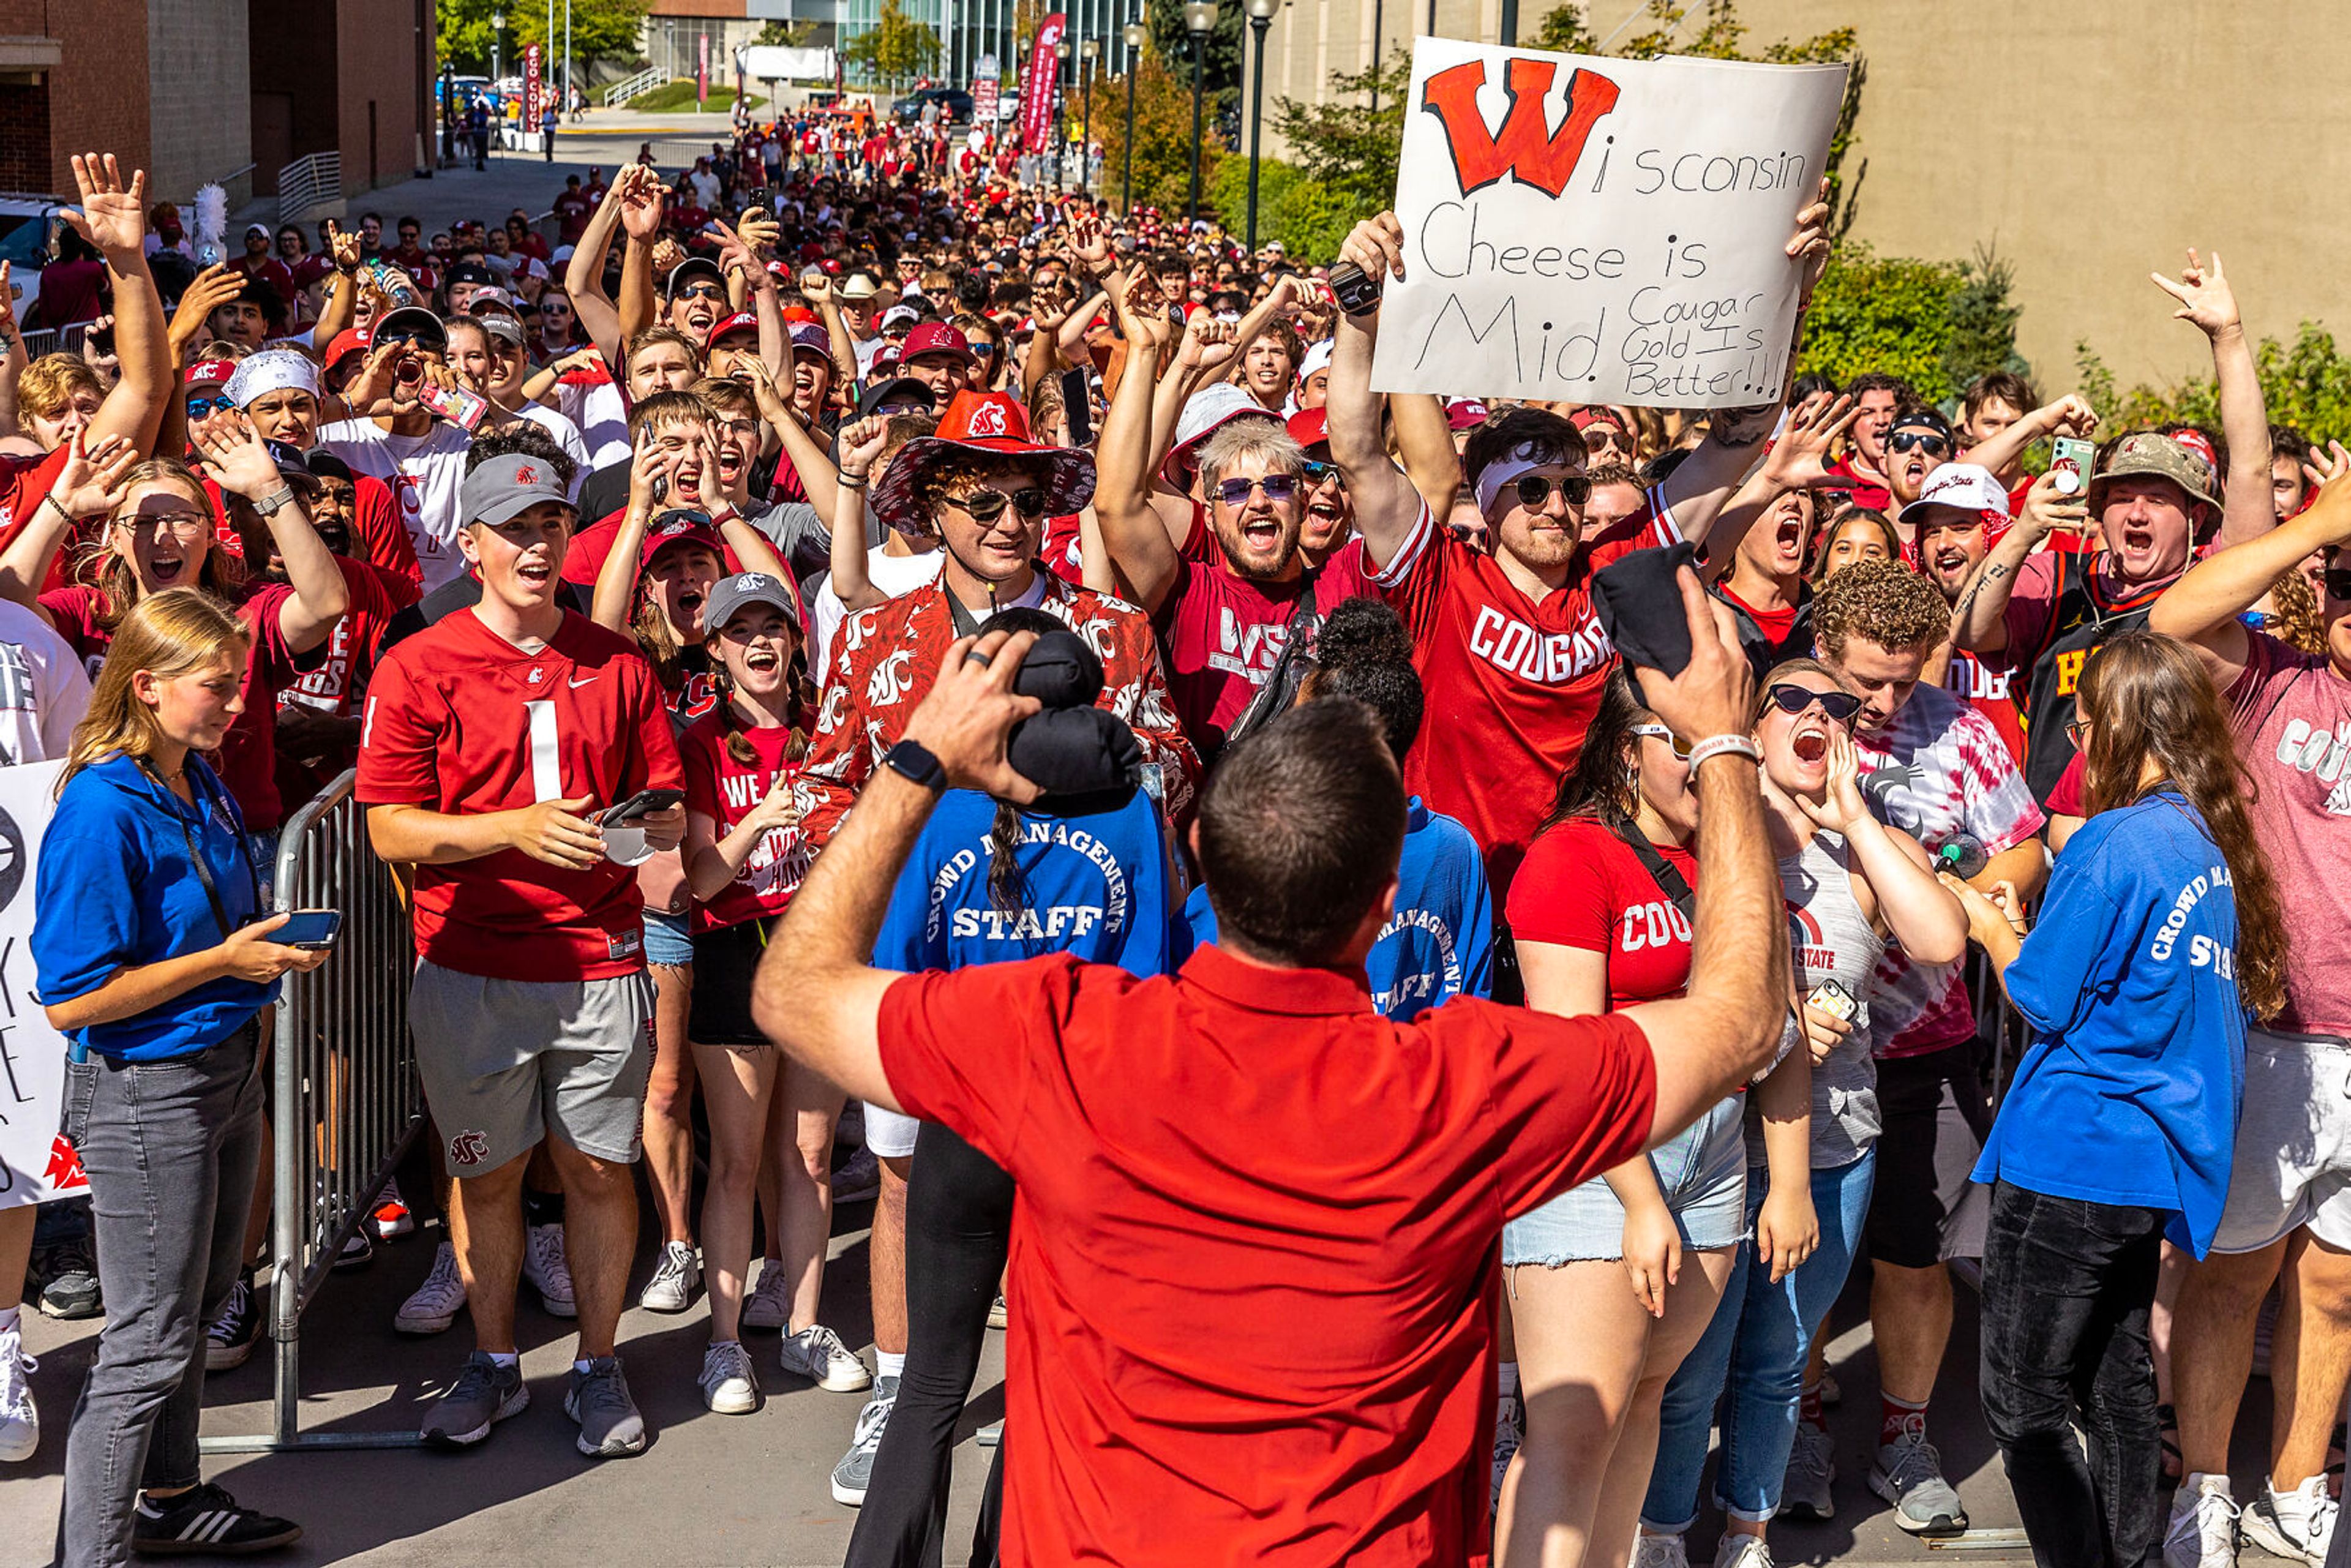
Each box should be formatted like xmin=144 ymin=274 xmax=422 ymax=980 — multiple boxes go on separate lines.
xmin=1156 ymin=530 xmax=1373 ymax=759
xmin=0 ymin=445 xmax=71 ymax=547
xmin=553 ymin=190 xmax=594 ymax=244
xmin=352 ymin=475 xmax=426 ymax=594
xmin=1943 ymin=647 xmax=2026 ymax=765
xmin=354 ymin=607 xmax=684 ymax=980
xmin=2046 ymin=751 xmax=2085 ymax=817
xmin=679 ymin=708 xmax=810 ymax=934
xmin=229 ymin=254 xmax=298 ymax=304
xmin=1371 ymin=490 xmax=1680 ymax=896
xmin=877 ymin=943 xmax=1657 ymax=1567
xmin=1507 ymin=817 xmax=1697 ymax=1011
xmin=43 ymin=579 xmax=318 ymax=830
xmin=280 ymin=558 xmax=408 ymax=716
xmin=1719 ymin=582 xmax=1802 ymax=646
xmin=1823 ymin=457 xmax=1892 ymax=514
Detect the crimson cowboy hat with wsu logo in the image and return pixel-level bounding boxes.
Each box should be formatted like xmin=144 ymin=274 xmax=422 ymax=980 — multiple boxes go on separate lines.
xmin=871 ymin=389 xmax=1095 ymax=538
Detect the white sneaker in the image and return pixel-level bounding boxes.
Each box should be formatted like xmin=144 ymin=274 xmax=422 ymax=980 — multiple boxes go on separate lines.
xmin=395 ymin=1241 xmax=467 ymax=1335
xmin=780 ymin=1324 xmax=873 ymax=1392
xmin=1712 ymin=1536 xmax=1773 ymax=1568
xmin=2165 ymin=1473 xmax=2240 ymax=1568
xmin=698 ymin=1341 xmax=762 ymax=1414
xmin=739 ymin=1258 xmax=793 ymax=1331
xmin=0 ymin=1320 xmax=37 ymax=1462
xmin=2243 ymin=1474 xmax=2335 ymax=1566
xmin=1633 ymin=1534 xmax=1690 ymax=1568
xmin=523 ymin=1222 xmax=577 ymax=1319
xmin=639 ymin=1240 xmax=701 ymax=1313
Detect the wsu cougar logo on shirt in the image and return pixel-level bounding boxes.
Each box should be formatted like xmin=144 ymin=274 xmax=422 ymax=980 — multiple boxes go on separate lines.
xmin=868 ymin=648 xmax=916 ymax=707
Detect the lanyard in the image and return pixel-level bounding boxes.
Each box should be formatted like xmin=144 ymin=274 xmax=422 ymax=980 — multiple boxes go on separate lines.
xmin=138 ymin=759 xmax=263 ymax=942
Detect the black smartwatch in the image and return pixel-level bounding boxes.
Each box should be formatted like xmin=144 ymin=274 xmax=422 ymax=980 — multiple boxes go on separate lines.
xmin=882 ymin=738 xmax=947 ymax=793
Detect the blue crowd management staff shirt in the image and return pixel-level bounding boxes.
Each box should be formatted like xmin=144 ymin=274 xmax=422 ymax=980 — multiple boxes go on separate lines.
xmin=1973 ymin=789 xmax=2247 ymax=1256
xmin=34 ymin=753 xmax=279 ymax=1062
xmin=873 ymin=786 xmax=1176 ymax=979
xmin=1177 ymin=796 xmax=1495 ymax=1021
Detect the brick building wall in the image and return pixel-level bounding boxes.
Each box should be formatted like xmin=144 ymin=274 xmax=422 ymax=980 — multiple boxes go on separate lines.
xmin=0 ymin=0 xmax=151 ymax=195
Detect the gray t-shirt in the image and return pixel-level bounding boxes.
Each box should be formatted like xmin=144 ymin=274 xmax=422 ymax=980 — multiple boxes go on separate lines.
xmin=744 ymin=498 xmax=832 ymax=583
xmin=1749 ymin=830 xmax=1886 ymax=1171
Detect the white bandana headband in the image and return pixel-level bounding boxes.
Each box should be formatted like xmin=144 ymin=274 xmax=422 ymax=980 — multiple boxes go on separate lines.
xmin=225 ymin=349 xmax=320 ymax=409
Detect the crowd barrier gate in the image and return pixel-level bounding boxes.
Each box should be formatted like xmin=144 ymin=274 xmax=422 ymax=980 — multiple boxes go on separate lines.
xmin=202 ymin=771 xmax=424 ymax=1452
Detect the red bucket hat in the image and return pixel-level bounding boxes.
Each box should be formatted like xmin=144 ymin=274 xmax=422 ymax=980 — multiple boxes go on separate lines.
xmin=871 ymin=390 xmax=1095 ymax=538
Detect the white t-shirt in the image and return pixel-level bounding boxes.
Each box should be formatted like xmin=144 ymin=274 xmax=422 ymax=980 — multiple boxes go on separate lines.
xmin=553 ymin=378 xmax=631 ymax=468
xmin=510 ymin=404 xmax=593 ymax=497
xmin=0 ymin=597 xmax=91 ymax=765
xmin=809 ymin=546 xmax=946 ymax=676
xmin=315 ymin=419 xmax=474 ymax=594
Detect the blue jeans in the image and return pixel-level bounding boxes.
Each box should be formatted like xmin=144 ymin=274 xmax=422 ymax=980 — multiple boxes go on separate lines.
xmin=1643 ymin=1149 xmax=1877 ymax=1529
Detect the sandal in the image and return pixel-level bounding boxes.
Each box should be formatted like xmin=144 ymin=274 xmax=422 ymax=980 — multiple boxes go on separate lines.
xmin=2157 ymin=1403 xmax=2184 ymax=1485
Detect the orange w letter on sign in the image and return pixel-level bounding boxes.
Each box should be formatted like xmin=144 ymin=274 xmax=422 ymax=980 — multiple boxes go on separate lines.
xmin=1420 ymin=58 xmax=1622 ymax=199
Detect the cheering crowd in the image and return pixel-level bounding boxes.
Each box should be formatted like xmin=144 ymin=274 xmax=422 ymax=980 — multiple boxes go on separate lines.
xmin=2 ymin=116 xmax=2347 ymax=1568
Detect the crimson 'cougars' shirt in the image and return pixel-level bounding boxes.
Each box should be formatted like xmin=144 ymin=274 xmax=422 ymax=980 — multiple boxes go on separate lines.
xmin=356 ymin=608 xmax=683 ymax=980
xmin=680 ymin=708 xmax=811 ymax=934
xmin=1371 ymin=489 xmax=1679 ymax=896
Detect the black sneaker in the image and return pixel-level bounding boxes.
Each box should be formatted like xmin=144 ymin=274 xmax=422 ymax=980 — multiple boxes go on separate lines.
xmin=132 ymin=1482 xmax=302 ymax=1554
xmin=205 ymin=1270 xmax=261 ymax=1371
xmin=34 ymin=1240 xmax=100 ymax=1319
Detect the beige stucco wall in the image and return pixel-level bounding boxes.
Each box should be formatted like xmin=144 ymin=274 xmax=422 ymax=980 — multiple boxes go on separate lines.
xmin=1252 ymin=0 xmax=2351 ymax=394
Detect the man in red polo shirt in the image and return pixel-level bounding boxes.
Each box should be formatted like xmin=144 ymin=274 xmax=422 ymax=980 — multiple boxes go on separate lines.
xmin=749 ymin=564 xmax=1785 ymax=1567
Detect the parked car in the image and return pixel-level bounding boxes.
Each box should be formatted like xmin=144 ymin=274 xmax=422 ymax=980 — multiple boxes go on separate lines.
xmin=0 ymin=197 xmax=62 ymax=325
xmin=893 ymin=87 xmax=973 ymax=126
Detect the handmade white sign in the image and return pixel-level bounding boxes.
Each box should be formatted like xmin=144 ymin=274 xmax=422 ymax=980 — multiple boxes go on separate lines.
xmin=1370 ymin=39 xmax=1845 ymax=407
xmin=0 ymin=761 xmax=86 ymax=1210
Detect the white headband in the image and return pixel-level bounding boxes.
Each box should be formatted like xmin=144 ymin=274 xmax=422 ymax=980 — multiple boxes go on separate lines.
xmin=225 ymin=348 xmax=320 ymax=408
xmin=1474 ymin=445 xmax=1557 ymax=517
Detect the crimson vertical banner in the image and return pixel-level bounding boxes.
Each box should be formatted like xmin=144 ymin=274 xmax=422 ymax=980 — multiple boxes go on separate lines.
xmin=524 ymin=43 xmax=543 ymax=127
xmin=1021 ymin=14 xmax=1066 ymax=154
xmin=697 ymin=32 xmax=710 ymax=106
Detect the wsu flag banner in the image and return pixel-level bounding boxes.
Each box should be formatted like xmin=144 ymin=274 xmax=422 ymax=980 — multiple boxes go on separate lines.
xmin=1021 ymin=14 xmax=1067 ymax=154
xmin=1370 ymin=39 xmax=1845 ymax=407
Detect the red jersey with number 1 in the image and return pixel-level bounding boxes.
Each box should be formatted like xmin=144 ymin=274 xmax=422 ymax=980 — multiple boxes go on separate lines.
xmin=356 ymin=608 xmax=684 ymax=980
xmin=1371 ymin=490 xmax=1680 ymax=896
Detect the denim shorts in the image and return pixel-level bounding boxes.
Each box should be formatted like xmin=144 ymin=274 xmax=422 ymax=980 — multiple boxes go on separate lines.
xmin=643 ymin=907 xmax=693 ymax=967
xmin=1504 ymin=1094 xmax=1748 ymax=1266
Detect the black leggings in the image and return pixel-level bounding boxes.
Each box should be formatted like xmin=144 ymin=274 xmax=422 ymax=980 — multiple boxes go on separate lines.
xmin=843 ymin=1120 xmax=1014 ymax=1568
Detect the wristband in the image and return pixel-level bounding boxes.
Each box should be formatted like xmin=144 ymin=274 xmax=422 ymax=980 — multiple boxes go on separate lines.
xmin=838 ymin=474 xmax=868 ymax=487
xmin=37 ymin=492 xmax=69 ymax=525
xmin=1685 ymin=735 xmax=1763 ymax=771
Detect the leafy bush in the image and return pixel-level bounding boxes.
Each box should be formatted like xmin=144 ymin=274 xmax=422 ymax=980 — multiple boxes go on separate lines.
xmin=2077 ymin=324 xmax=2351 ymax=448
xmin=1794 ymin=243 xmax=2023 ymax=404
xmin=1205 ymin=157 xmax=1360 ymax=263
xmin=626 ymin=80 xmax=763 ymax=113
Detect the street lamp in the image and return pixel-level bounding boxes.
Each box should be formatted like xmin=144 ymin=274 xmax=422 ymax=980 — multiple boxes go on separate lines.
xmin=1121 ymin=20 xmax=1147 ymax=214
xmin=490 ymin=9 xmax=505 ymax=91
xmin=1079 ymin=37 xmax=1099 ymax=196
xmin=1243 ymin=0 xmax=1277 ymax=255
xmin=1182 ymin=1 xmax=1218 ymax=227
xmin=1055 ymin=40 xmax=1072 ymax=192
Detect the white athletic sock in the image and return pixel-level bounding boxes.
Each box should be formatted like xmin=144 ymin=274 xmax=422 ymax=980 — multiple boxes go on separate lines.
xmin=484 ymin=1351 xmax=519 ymax=1369
xmin=876 ymin=1349 xmax=907 ymax=1379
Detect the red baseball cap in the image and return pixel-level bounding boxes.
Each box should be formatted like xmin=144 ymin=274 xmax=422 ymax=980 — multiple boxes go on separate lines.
xmin=323 ymin=328 xmax=372 ymax=373
xmin=1285 ymin=408 xmax=1330 ymax=452
xmin=639 ymin=510 xmax=726 ymax=575
xmin=184 ymin=359 xmax=236 ymax=388
xmin=900 ymin=321 xmax=974 ymax=367
xmin=708 ymin=311 xmax=759 ymax=346
xmin=1445 ymin=399 xmax=1491 ymax=432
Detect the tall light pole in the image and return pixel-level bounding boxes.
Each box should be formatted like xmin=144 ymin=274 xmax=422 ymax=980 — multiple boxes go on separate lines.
xmin=1054 ymin=40 xmax=1071 ymax=190
xmin=1183 ymin=1 xmax=1218 ymax=227
xmin=490 ymin=9 xmax=505 ymax=89
xmin=563 ymin=0 xmax=571 ymax=114
xmin=1120 ymin=20 xmax=1146 ymax=214
xmin=1243 ymin=0 xmax=1276 ymax=255
xmin=1368 ymin=0 xmax=1382 ymax=117
xmin=1499 ymin=0 xmax=1517 ymax=44
xmin=1078 ymin=36 xmax=1098 ymax=195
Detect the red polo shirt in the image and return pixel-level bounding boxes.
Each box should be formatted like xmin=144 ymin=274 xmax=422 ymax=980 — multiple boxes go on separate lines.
xmin=878 ymin=942 xmax=1658 ymax=1566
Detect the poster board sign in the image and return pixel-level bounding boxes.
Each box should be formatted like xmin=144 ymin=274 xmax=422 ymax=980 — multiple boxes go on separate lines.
xmin=1369 ymin=39 xmax=1843 ymax=407
xmin=0 ymin=761 xmax=86 ymax=1210
xmin=973 ymin=53 xmax=1000 ymax=126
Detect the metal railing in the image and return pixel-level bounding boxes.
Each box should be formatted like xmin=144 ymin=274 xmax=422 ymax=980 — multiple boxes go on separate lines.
xmin=277 ymin=151 xmax=343 ymax=227
xmin=201 ymin=770 xmax=423 ymax=1453
xmin=601 ymin=66 xmax=665 ymax=107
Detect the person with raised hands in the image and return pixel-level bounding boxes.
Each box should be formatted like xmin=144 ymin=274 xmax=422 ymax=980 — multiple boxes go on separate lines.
xmin=1322 ymin=191 xmax=1831 ymax=936
xmin=1704 ymin=394 xmax=1860 ymax=677
xmin=2150 ymin=442 xmax=2351 ymax=1568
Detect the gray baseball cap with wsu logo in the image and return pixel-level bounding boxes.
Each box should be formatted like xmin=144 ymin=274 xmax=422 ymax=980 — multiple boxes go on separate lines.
xmin=461 ymin=452 xmax=576 ymax=528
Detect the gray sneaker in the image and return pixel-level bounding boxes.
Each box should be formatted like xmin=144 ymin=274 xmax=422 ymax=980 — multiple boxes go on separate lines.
xmin=639 ymin=1240 xmax=700 ymax=1313
xmin=565 ymin=1354 xmax=648 ymax=1457
xmin=1869 ymin=1420 xmax=1968 ymax=1535
xmin=420 ymin=1351 xmax=528 ymax=1447
xmin=1781 ymin=1420 xmax=1836 ymax=1520
xmin=830 ymin=1375 xmax=898 ymax=1506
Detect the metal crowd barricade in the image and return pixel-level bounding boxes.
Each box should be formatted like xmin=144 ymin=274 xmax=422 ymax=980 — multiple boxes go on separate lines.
xmin=201 ymin=770 xmax=422 ymax=1452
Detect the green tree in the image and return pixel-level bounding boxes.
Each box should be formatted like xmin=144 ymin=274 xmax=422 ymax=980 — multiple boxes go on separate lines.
xmin=2077 ymin=326 xmax=2351 ymax=448
xmin=1096 ymin=40 xmax=1227 ymax=218
xmin=438 ymin=0 xmax=647 ymax=73
xmin=1264 ymin=50 xmax=1411 ymax=227
xmin=842 ymin=0 xmax=942 ymax=87
xmin=1145 ymin=0 xmax=1243 ymax=130
xmin=753 ymin=18 xmax=818 ymax=47
xmin=1793 ymin=242 xmax=2023 ymax=403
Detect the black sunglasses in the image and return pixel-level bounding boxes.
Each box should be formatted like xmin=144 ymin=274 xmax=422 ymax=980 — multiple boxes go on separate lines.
xmin=1887 ymin=430 xmax=1951 ymax=458
xmin=948 ymin=487 xmax=1050 ymax=523
xmin=1300 ymin=459 xmax=1344 ymax=488
xmin=1512 ymin=473 xmax=1592 ymax=509
xmin=2323 ymin=569 xmax=2351 ymax=602
xmin=1766 ymin=683 xmax=1863 ymax=724
xmin=676 ymin=282 xmax=727 ymax=301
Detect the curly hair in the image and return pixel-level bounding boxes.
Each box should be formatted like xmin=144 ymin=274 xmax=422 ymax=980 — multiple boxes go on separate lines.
xmin=2078 ymin=630 xmax=2289 ymax=1021
xmin=2267 ymin=568 xmax=2327 ymax=656
xmin=1812 ymin=557 xmax=1952 ymax=658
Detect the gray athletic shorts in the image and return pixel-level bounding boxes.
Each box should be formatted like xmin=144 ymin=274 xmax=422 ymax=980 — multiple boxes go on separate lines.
xmin=410 ymin=961 xmax=655 ymax=1175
